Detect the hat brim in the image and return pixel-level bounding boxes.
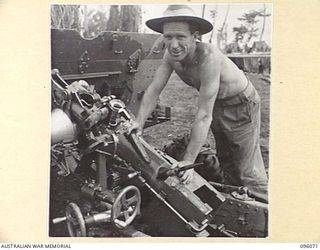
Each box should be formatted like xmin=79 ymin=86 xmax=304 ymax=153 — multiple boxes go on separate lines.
xmin=146 ymin=16 xmax=213 ymax=35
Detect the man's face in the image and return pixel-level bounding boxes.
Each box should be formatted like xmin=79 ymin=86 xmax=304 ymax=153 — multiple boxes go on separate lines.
xmin=163 ymin=22 xmax=196 ymax=62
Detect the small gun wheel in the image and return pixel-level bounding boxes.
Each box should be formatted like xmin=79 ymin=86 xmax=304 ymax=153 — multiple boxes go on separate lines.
xmin=111 ymin=185 xmax=141 ymax=229
xmin=66 ymin=202 xmax=86 ymax=237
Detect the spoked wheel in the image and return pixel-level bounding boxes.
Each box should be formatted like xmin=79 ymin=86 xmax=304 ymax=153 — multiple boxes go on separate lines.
xmin=111 ymin=185 xmax=141 ymax=229
xmin=66 ymin=202 xmax=86 ymax=237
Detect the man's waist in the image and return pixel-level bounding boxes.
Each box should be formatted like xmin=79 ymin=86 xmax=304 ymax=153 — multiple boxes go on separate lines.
xmin=215 ymin=80 xmax=256 ymax=106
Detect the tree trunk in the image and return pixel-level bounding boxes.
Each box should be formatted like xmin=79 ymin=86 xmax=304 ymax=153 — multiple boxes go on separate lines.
xmin=120 ymin=5 xmax=141 ymax=32
xmin=221 ymin=5 xmax=230 ymax=48
xmin=107 ymin=5 xmax=121 ymax=31
xmin=209 ymin=5 xmax=218 ymax=44
xmin=221 ymin=4 xmax=230 ymax=32
xmin=259 ymin=3 xmax=266 ymax=41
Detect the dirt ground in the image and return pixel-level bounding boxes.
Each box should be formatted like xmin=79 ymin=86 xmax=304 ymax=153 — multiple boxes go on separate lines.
xmin=143 ymin=72 xmax=270 ymax=173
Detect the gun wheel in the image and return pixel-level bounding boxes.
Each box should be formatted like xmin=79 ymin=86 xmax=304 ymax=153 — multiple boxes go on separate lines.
xmin=111 ymin=185 xmax=141 ymax=229
xmin=66 ymin=202 xmax=86 ymax=237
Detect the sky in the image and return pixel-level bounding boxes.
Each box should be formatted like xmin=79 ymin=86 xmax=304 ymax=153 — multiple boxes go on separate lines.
xmin=141 ymin=4 xmax=272 ymax=46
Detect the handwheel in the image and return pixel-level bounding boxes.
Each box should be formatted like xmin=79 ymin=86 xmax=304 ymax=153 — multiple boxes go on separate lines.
xmin=111 ymin=185 xmax=141 ymax=229
xmin=66 ymin=202 xmax=86 ymax=237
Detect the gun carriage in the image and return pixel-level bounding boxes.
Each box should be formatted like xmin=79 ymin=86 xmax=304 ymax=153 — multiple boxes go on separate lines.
xmin=50 ymin=29 xmax=268 ymax=237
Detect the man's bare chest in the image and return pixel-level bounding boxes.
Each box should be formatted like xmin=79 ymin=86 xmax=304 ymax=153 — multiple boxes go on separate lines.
xmin=173 ymin=63 xmax=201 ymax=90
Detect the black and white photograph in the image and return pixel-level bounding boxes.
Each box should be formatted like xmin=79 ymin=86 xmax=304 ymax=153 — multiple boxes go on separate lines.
xmin=49 ymin=3 xmax=272 ymax=237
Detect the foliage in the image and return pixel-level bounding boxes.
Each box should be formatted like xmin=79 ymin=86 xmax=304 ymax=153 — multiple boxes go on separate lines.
xmin=51 ymin=5 xmax=141 ymax=38
xmin=51 ymin=5 xmax=80 ymax=30
xmin=83 ymin=8 xmax=108 ymax=38
xmin=233 ymin=10 xmax=261 ymax=43
xmin=233 ymin=25 xmax=248 ymax=42
xmin=209 ymin=9 xmax=217 ymax=20
xmin=232 ymin=8 xmax=271 ymax=45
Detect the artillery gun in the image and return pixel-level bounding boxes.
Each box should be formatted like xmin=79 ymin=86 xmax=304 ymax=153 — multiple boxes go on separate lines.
xmin=50 ymin=29 xmax=268 ymax=237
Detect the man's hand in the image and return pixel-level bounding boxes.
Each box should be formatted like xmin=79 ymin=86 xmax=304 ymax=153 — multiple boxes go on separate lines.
xmin=180 ymin=169 xmax=195 ymax=184
xmin=172 ymin=160 xmax=195 ymax=184
xmin=127 ymin=120 xmax=143 ymax=136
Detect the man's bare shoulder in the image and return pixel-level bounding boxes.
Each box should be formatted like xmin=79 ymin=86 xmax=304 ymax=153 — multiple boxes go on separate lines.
xmin=197 ymin=42 xmax=225 ymax=64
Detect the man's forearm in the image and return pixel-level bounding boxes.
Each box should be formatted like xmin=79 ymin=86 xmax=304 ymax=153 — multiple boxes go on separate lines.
xmin=135 ymin=56 xmax=173 ymax=126
xmin=183 ymin=117 xmax=212 ymax=163
xmin=136 ymin=87 xmax=159 ymax=125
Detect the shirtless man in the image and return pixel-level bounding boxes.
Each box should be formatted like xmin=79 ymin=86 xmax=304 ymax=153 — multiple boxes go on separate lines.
xmin=128 ymin=5 xmax=268 ymax=202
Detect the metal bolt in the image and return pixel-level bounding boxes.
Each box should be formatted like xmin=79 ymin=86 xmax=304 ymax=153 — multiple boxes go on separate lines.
xmin=229 ymin=201 xmax=233 ymax=205
xmin=237 ymin=203 xmax=242 ymax=207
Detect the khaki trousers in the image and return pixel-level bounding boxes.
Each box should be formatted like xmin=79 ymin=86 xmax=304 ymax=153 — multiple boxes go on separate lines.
xmin=211 ymin=81 xmax=268 ymax=203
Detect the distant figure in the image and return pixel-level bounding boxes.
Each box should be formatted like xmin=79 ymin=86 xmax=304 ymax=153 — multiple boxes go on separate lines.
xmin=128 ymin=5 xmax=268 ymax=202
xmin=258 ymin=58 xmax=264 ymax=74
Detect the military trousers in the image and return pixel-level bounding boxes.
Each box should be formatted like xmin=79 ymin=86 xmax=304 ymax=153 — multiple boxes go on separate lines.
xmin=211 ymin=80 xmax=268 ymax=203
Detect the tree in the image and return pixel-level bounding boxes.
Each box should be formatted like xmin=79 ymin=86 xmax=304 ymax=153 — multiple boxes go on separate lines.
xmin=51 ymin=4 xmax=142 ymax=37
xmin=237 ymin=10 xmax=261 ymax=43
xmin=234 ymin=8 xmax=271 ymax=44
xmin=217 ymin=4 xmax=230 ymax=50
xmin=233 ymin=25 xmax=248 ymax=42
xmin=208 ymin=6 xmax=218 ymax=44
xmin=51 ymin=5 xmax=80 ymax=30
xmin=259 ymin=4 xmax=271 ymax=41
xmin=83 ymin=9 xmax=108 ymax=38
xmin=106 ymin=5 xmax=121 ymax=31
xmin=120 ymin=5 xmax=141 ymax=32
xmin=106 ymin=5 xmax=141 ymax=32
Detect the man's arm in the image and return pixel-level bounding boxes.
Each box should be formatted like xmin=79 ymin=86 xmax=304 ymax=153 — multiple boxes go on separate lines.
xmin=129 ymin=52 xmax=173 ymax=134
xmin=183 ymin=54 xmax=221 ymax=165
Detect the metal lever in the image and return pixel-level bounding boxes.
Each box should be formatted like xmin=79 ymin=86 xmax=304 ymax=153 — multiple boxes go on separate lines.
xmin=157 ymin=162 xmax=204 ymax=180
xmin=51 ymin=69 xmax=69 ymax=87
xmin=52 ymin=216 xmax=67 ymax=224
